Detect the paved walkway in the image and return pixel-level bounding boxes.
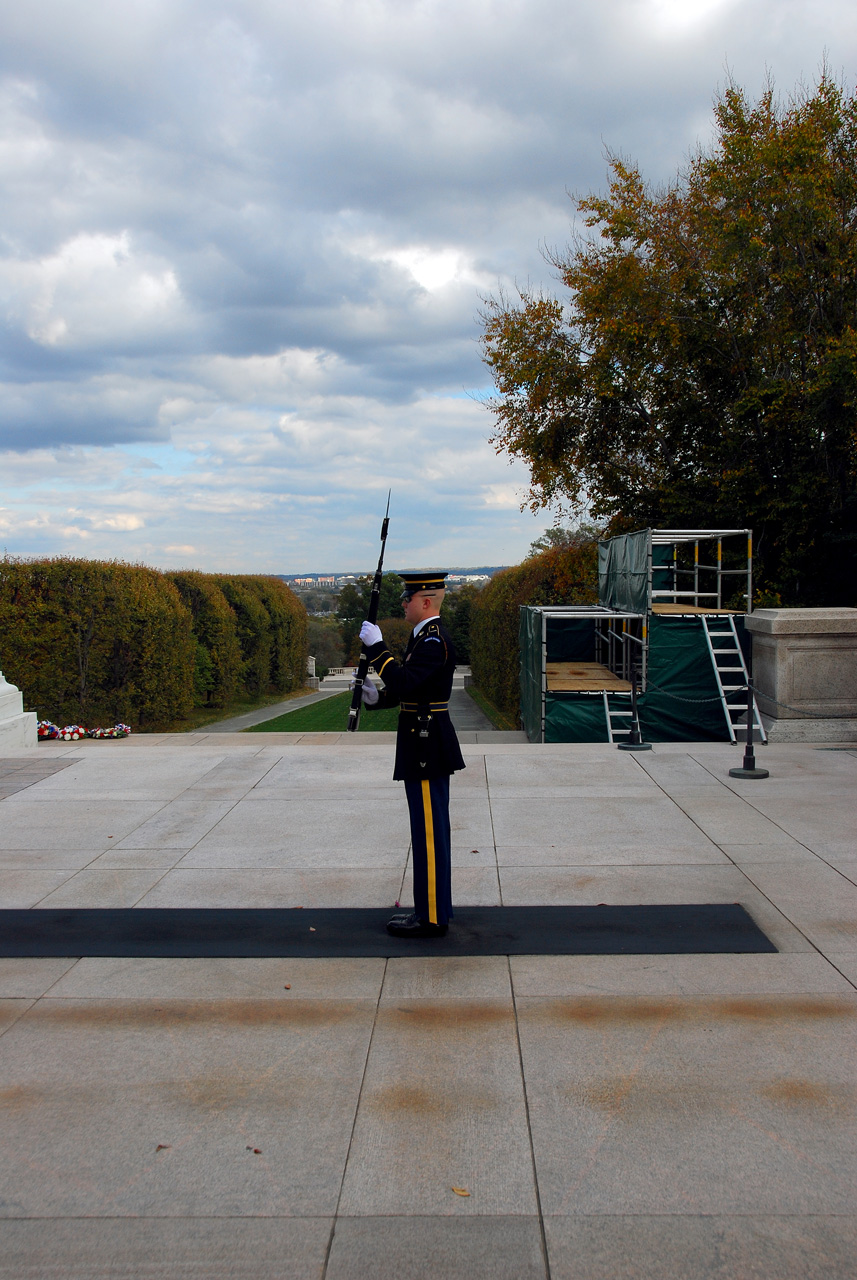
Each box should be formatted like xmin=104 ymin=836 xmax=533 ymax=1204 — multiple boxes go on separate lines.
xmin=0 ymin=736 xmax=854 ymax=1278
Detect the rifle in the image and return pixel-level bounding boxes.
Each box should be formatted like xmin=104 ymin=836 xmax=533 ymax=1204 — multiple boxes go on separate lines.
xmin=346 ymin=491 xmax=391 ymax=732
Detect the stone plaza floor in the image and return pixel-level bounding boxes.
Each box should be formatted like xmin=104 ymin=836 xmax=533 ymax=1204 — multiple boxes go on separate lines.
xmin=0 ymin=732 xmax=854 ymax=1278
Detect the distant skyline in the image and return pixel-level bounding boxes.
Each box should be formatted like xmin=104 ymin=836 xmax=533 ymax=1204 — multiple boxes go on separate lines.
xmin=2 ymin=1 xmax=856 ymax=573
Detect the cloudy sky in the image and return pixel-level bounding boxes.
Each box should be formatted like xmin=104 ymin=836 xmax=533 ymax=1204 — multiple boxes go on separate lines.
xmin=1 ymin=0 xmax=855 ymax=573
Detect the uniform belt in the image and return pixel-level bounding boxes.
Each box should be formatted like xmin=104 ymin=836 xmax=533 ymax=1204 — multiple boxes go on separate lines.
xmin=400 ymin=701 xmax=449 ymax=712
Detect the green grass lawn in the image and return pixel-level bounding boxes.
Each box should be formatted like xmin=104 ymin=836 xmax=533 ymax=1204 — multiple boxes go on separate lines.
xmin=246 ymin=690 xmax=401 ymax=732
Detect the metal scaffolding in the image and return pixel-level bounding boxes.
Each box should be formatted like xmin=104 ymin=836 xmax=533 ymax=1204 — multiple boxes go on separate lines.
xmin=649 ymin=529 xmax=753 ymax=612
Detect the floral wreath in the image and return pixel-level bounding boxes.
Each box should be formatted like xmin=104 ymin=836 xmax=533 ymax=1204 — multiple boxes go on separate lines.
xmin=38 ymin=721 xmax=131 ymax=740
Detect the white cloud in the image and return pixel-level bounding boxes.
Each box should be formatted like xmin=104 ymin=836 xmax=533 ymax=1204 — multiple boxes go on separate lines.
xmin=0 ymin=0 xmax=855 ymax=569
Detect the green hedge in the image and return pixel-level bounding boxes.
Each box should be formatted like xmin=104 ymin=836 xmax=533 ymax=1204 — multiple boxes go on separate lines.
xmin=167 ymin=571 xmax=243 ymax=707
xmin=0 ymin=558 xmax=308 ymax=730
xmin=469 ymin=543 xmax=598 ymax=721
xmin=0 ymin=558 xmax=195 ymax=728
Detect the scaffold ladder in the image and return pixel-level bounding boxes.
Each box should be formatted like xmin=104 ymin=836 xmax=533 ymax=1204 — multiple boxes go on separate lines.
xmin=700 ymin=616 xmax=767 ymax=744
xmin=602 ymin=691 xmax=634 ymax=743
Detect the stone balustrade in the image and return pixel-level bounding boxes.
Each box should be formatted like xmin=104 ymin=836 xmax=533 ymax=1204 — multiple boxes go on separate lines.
xmin=745 ymin=608 xmax=857 ymax=741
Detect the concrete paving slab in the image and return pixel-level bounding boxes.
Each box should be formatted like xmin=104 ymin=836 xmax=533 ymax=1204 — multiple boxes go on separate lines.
xmin=0 ymin=1218 xmax=333 ymax=1280
xmin=664 ymin=788 xmax=796 ymax=844
xmin=448 ymin=793 xmax=495 ymax=851
xmin=0 ymin=848 xmax=99 ymax=870
xmin=737 ymin=792 xmax=857 ymax=844
xmin=834 ymin=954 xmax=857 ymax=984
xmin=0 ymin=997 xmax=377 ymax=1216
xmin=716 ymin=839 xmax=819 ymax=864
xmin=0 ymin=958 xmax=79 ymax=997
xmin=489 ymin=794 xmax=719 ymax=850
xmin=179 ymin=798 xmax=410 ymax=861
xmin=135 ymin=867 xmax=403 ymax=908
xmin=510 ymin=953 xmax=857 ymax=997
xmin=87 ymin=847 xmax=191 ymax=869
xmin=814 ymin=854 xmax=857 ymax=883
xmin=633 ymin=753 xmax=725 ymax=787
xmin=176 ymin=755 xmax=280 ymax=797
xmin=338 ymin=999 xmax=538 ymax=1216
xmin=382 ymin=956 xmax=512 ymax=1001
xmin=326 ymin=1216 xmax=547 ymax=1280
xmin=112 ymin=799 xmax=237 ymax=849
xmin=739 ymin=861 xmax=857 ymax=953
xmin=17 ymin=757 xmax=220 ymax=801
xmin=0 ymin=800 xmax=167 ymax=850
xmin=0 ymin=869 xmax=86 ymax=908
xmin=518 ymin=993 xmax=857 ymax=1216
xmin=249 ymin=752 xmax=400 ymax=789
xmin=35 ymin=869 xmax=169 ymax=908
xmin=486 ymin=754 xmax=643 ymax=790
xmin=47 ymin=956 xmax=386 ymax=1000
xmin=0 ymin=997 xmax=36 ymax=1033
xmin=494 ymin=841 xmax=728 ymax=866
xmin=543 ymin=1214 xmax=857 ymax=1280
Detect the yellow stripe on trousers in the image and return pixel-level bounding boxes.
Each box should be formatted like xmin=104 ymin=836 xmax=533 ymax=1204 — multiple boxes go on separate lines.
xmin=421 ymin=779 xmax=437 ymax=924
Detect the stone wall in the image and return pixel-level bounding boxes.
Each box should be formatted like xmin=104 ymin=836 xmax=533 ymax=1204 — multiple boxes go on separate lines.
xmin=745 ymin=608 xmax=857 ymax=742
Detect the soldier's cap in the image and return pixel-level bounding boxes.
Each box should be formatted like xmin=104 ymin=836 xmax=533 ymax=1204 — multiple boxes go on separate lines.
xmin=398 ymin=570 xmax=448 ymax=599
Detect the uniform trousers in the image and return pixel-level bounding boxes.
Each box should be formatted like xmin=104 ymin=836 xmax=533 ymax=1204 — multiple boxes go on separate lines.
xmin=404 ymin=775 xmax=453 ymax=926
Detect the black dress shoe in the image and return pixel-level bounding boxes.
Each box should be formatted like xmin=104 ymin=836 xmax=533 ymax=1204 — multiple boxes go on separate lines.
xmin=386 ymin=912 xmax=448 ymax=938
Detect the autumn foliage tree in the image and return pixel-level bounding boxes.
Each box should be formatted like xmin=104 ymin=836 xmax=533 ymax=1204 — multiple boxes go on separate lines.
xmin=481 ymin=76 xmax=857 ymax=604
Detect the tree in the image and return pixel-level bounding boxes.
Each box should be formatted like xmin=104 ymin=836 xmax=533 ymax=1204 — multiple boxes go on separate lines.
xmin=440 ymin=584 xmax=481 ymax=663
xmin=481 ymin=75 xmax=857 ymax=604
xmin=528 ymin=522 xmax=604 ymax=557
xmin=336 ymin=572 xmax=404 ymax=663
xmin=307 ymin=617 xmax=345 ymax=677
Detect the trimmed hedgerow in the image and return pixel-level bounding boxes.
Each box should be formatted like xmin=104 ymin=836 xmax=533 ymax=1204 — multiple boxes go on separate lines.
xmin=469 ymin=543 xmax=598 ymax=722
xmin=167 ymin=571 xmax=243 ymax=707
xmin=0 ymin=559 xmax=309 ymax=730
xmin=0 ymin=557 xmax=195 ymax=729
xmin=241 ymin=575 xmax=308 ymax=695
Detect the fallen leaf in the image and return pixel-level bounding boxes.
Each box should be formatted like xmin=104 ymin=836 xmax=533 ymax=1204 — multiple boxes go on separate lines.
xmin=156 ymin=1144 xmax=171 ymax=1152
xmin=452 ymin=1186 xmax=470 ymax=1197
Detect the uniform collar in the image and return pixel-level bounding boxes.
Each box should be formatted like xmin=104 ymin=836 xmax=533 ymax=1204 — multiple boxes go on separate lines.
xmin=412 ymin=615 xmax=440 ymax=637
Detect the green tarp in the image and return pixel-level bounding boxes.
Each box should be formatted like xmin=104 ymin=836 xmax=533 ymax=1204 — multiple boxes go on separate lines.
xmin=518 ymin=606 xmax=543 ymax=743
xmin=598 ymin=530 xmax=650 ymax=613
xmin=638 ymin=615 xmax=730 ymax=741
xmin=545 ymin=694 xmax=610 ymax=743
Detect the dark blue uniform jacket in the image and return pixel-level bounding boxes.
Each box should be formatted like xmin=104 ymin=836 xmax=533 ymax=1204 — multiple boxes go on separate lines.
xmin=365 ymin=619 xmax=466 ymax=782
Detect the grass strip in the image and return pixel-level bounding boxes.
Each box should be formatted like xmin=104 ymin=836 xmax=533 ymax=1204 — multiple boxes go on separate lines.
xmin=246 ymin=690 xmax=401 ymax=732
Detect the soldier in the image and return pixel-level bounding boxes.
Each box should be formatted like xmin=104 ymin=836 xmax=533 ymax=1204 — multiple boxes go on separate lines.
xmin=356 ymin=571 xmax=464 ymax=937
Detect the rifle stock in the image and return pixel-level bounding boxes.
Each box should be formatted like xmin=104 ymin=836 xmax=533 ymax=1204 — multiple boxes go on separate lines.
xmin=346 ymin=492 xmax=391 ymax=732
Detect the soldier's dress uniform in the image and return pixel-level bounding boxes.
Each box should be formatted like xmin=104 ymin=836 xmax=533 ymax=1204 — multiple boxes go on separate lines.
xmin=363 ymin=572 xmax=464 ymax=933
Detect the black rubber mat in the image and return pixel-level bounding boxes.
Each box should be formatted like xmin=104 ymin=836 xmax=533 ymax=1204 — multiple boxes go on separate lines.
xmin=0 ymin=904 xmax=776 ymax=957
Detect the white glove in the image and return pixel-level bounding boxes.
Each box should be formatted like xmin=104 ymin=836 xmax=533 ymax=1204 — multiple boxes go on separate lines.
xmin=349 ymin=676 xmax=380 ymax=706
xmin=359 ymin=620 xmax=383 ymax=646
